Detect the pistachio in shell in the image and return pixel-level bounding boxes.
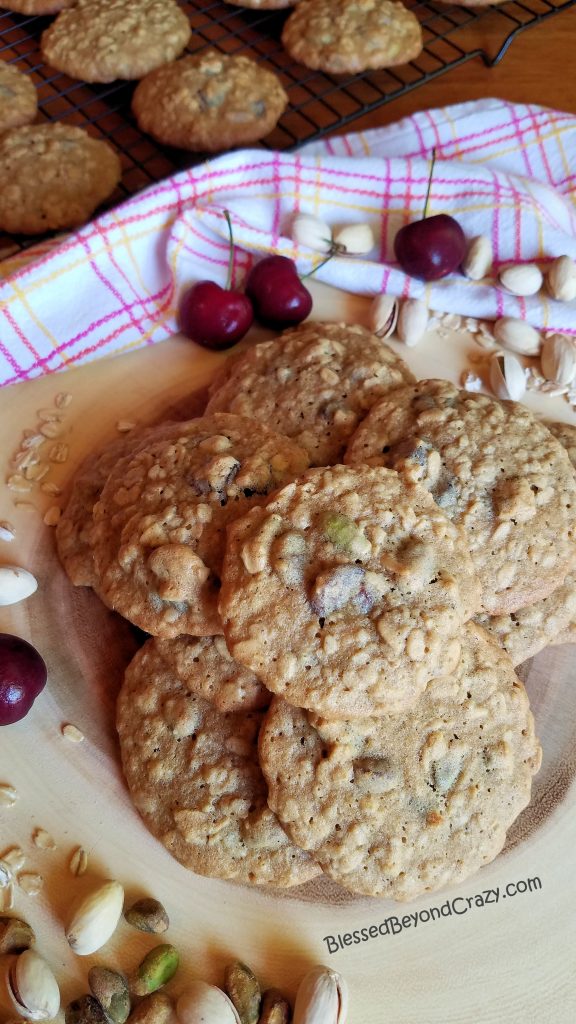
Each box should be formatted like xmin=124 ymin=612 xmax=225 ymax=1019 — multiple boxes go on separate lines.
xmin=0 ymin=916 xmax=35 ymax=955
xmin=131 ymin=946 xmax=179 ymax=997
xmin=65 ymin=995 xmax=108 ymax=1024
xmin=225 ymin=962 xmax=261 ymax=1024
xmin=126 ymin=992 xmax=177 ymax=1024
xmin=258 ymin=988 xmax=292 ymax=1024
xmin=88 ymin=968 xmax=130 ymax=1024
xmin=124 ymin=899 xmax=169 ymax=935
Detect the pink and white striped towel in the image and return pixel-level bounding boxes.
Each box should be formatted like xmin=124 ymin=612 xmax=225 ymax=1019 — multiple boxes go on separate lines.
xmin=2 ymin=96 xmax=576 ymax=389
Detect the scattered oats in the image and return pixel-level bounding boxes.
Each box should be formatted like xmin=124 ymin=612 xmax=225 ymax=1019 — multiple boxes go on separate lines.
xmin=37 ymin=409 xmax=62 ymax=423
xmin=25 ymin=464 xmax=49 ymax=482
xmin=62 ymin=723 xmax=84 ymax=743
xmin=440 ymin=313 xmax=462 ymax=330
xmin=465 ymin=318 xmax=480 ymax=332
xmin=40 ymin=422 xmax=63 ymax=439
xmin=32 ymin=828 xmax=56 ymax=851
xmin=0 ymin=521 xmax=15 ymax=543
xmin=22 ymin=429 xmax=35 ymax=439
xmin=55 ymin=392 xmax=73 ymax=409
xmin=0 ymin=783 xmax=18 ymax=807
xmin=474 ymin=332 xmax=498 ymax=351
xmin=14 ymin=450 xmax=39 ymax=471
xmin=0 ymin=883 xmax=14 ymax=911
xmin=461 ymin=370 xmax=483 ymax=392
xmin=540 ymin=382 xmax=569 ymax=396
xmin=7 ymin=475 xmax=32 ymax=493
xmin=69 ymin=846 xmax=88 ymax=877
xmin=17 ymin=872 xmax=43 ymax=896
xmin=116 ymin=420 xmax=136 ymax=433
xmin=526 ymin=368 xmax=546 ymax=391
xmin=49 ymin=443 xmax=69 ymax=464
xmin=14 ymin=501 xmax=35 ymax=510
xmin=41 ymin=482 xmax=62 ymax=496
xmin=1 ymin=846 xmax=25 ymax=871
xmin=21 ymin=434 xmax=45 ymax=450
xmin=43 ymin=506 xmax=61 ymax=527
xmin=0 ymin=862 xmax=11 ymax=886
xmin=428 ymin=316 xmax=440 ymax=330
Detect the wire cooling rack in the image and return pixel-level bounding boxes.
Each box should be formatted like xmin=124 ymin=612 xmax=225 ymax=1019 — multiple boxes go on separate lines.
xmin=1 ymin=0 xmax=576 ymax=254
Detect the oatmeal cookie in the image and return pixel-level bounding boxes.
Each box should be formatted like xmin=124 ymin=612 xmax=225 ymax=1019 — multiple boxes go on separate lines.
xmin=90 ymin=413 xmax=309 ymax=637
xmin=219 ymin=465 xmax=481 ymax=718
xmin=117 ymin=639 xmax=319 ymax=887
xmin=345 ymin=380 xmax=576 ymax=615
xmin=0 ymin=124 xmax=121 ymax=235
xmin=282 ymin=0 xmax=423 ymax=74
xmin=259 ymin=623 xmax=541 ymax=900
xmin=0 ymin=62 xmax=37 ymax=134
xmin=206 ymin=322 xmax=415 ymax=467
xmin=154 ymin=635 xmax=270 ymax=713
xmin=1 ymin=0 xmax=73 ymax=12
xmin=41 ymin=0 xmax=191 ymax=83
xmin=132 ymin=51 xmax=288 ymax=152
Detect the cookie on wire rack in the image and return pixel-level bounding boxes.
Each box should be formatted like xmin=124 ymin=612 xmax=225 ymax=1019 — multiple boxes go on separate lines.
xmin=0 ymin=62 xmax=37 ymax=134
xmin=132 ymin=51 xmax=288 ymax=153
xmin=281 ymin=0 xmax=423 ymax=73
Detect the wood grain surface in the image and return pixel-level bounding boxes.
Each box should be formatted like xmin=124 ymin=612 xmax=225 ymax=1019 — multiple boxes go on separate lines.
xmin=1 ymin=288 xmax=576 ymax=1023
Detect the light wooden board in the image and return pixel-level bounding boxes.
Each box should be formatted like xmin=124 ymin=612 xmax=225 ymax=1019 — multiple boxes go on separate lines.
xmin=1 ymin=285 xmax=575 ymax=1024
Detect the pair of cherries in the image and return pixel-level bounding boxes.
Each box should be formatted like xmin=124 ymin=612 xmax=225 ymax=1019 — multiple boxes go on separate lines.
xmin=180 ymin=212 xmax=312 ymax=351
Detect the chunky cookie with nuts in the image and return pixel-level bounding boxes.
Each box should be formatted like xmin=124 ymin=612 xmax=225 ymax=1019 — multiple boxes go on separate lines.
xmin=219 ymin=465 xmax=481 ymax=718
xmin=345 ymin=380 xmax=576 ymax=615
xmin=132 ymin=51 xmax=288 ymax=152
xmin=259 ymin=623 xmax=541 ymax=900
xmin=0 ymin=125 xmax=121 ymax=235
xmin=206 ymin=322 xmax=415 ymax=466
xmin=153 ymin=635 xmax=270 ymax=713
xmin=90 ymin=414 xmax=309 ymax=637
xmin=282 ymin=0 xmax=423 ymax=73
xmin=117 ymin=639 xmax=319 ymax=887
xmin=41 ymin=0 xmax=191 ymax=83
xmin=0 ymin=62 xmax=37 ymax=134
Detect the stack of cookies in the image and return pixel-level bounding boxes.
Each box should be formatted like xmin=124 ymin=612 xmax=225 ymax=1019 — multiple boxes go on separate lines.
xmin=57 ymin=319 xmax=576 ymax=901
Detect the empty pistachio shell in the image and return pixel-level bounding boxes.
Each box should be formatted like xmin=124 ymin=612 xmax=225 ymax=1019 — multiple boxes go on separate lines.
xmin=293 ymin=965 xmax=348 ymax=1024
xmin=291 ymin=213 xmax=332 ymax=254
xmin=177 ymin=981 xmax=241 ymax=1024
xmin=369 ymin=294 xmax=398 ymax=339
xmin=462 ymin=235 xmax=493 ymax=281
xmin=0 ymin=566 xmax=38 ymax=607
xmin=258 ymin=989 xmax=291 ymax=1024
xmin=66 ymin=880 xmax=124 ymax=956
xmin=88 ymin=968 xmax=130 ymax=1024
xmin=131 ymin=945 xmax=179 ymax=997
xmin=540 ymin=334 xmax=576 ymax=385
xmin=2 ymin=949 xmax=60 ymax=1021
xmin=397 ymin=298 xmax=428 ymax=347
xmin=0 ymin=917 xmax=35 ymax=955
xmin=124 ymin=899 xmax=169 ymax=935
xmin=493 ymin=317 xmax=541 ymax=356
xmin=65 ymin=995 xmax=108 ymax=1024
xmin=128 ymin=993 xmax=177 ymax=1024
xmin=224 ymin=962 xmax=260 ymax=1024
xmin=546 ymin=255 xmax=576 ymax=302
xmin=489 ymin=352 xmax=526 ymax=402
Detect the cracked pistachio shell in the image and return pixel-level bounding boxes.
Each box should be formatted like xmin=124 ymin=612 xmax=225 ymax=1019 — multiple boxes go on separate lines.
xmin=177 ymin=981 xmax=241 ymax=1024
xmin=0 ymin=566 xmax=38 ymax=606
xmin=489 ymin=352 xmax=526 ymax=402
xmin=0 ymin=917 xmax=35 ymax=955
xmin=224 ymin=962 xmax=260 ymax=1024
xmin=132 ymin=945 xmax=179 ymax=997
xmin=332 ymin=223 xmax=375 ymax=255
xmin=293 ymin=966 xmax=348 ymax=1024
xmin=546 ymin=255 xmax=576 ymax=301
xmin=88 ymin=967 xmax=130 ymax=1024
xmin=369 ymin=294 xmax=398 ymax=339
xmin=291 ymin=214 xmax=332 ymax=254
xmin=66 ymin=881 xmax=124 ymax=956
xmin=2 ymin=949 xmax=60 ymax=1021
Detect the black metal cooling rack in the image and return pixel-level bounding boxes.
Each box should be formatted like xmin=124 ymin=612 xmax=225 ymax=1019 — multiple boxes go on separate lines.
xmin=1 ymin=0 xmax=575 ymax=254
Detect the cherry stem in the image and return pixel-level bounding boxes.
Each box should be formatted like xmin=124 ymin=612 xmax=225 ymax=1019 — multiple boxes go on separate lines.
xmin=300 ymin=243 xmax=344 ymax=280
xmin=422 ymin=148 xmax=437 ymax=221
xmin=223 ymin=209 xmax=234 ymax=290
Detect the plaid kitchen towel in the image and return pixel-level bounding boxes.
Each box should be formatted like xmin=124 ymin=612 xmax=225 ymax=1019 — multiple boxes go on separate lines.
xmin=2 ymin=96 xmax=576 ymax=388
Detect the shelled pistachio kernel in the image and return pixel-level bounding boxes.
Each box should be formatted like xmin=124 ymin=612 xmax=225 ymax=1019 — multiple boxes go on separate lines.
xmin=0 ymin=916 xmax=35 ymax=954
xmin=65 ymin=995 xmax=108 ymax=1024
xmin=127 ymin=993 xmax=177 ymax=1024
xmin=124 ymin=898 xmax=169 ymax=935
xmin=88 ymin=967 xmax=130 ymax=1024
xmin=131 ymin=945 xmax=179 ymax=997
xmin=224 ymin=962 xmax=261 ymax=1024
xmin=259 ymin=989 xmax=291 ymax=1024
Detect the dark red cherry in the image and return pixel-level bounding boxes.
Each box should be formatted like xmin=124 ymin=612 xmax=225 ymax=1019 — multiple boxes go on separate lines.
xmin=394 ymin=214 xmax=466 ymax=281
xmin=179 ymin=280 xmax=254 ymax=351
xmin=0 ymin=633 xmax=47 ymax=726
xmin=245 ymin=255 xmax=312 ymax=329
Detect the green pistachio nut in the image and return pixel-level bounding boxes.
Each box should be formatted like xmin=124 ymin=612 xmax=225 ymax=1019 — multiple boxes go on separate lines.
xmin=132 ymin=945 xmax=179 ymax=997
xmin=0 ymin=915 xmax=35 ymax=954
xmin=258 ymin=988 xmax=291 ymax=1024
xmin=124 ymin=899 xmax=169 ymax=935
xmin=65 ymin=995 xmax=109 ymax=1024
xmin=224 ymin=962 xmax=261 ymax=1024
xmin=322 ymin=513 xmax=371 ymax=559
xmin=88 ymin=967 xmax=131 ymax=1024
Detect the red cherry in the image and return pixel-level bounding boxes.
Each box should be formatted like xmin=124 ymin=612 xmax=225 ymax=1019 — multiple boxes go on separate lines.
xmin=0 ymin=633 xmax=47 ymax=726
xmin=394 ymin=214 xmax=466 ymax=281
xmin=245 ymin=255 xmax=312 ymax=329
xmin=179 ymin=280 xmax=254 ymax=351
